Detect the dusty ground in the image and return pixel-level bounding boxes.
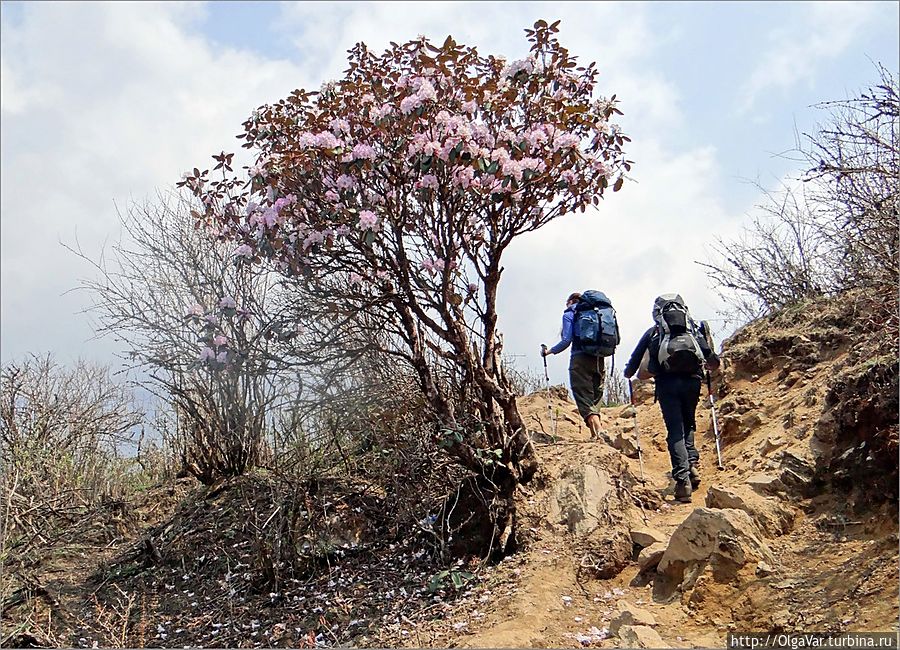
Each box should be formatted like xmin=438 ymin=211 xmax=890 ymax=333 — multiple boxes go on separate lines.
xmin=4 ymin=299 xmax=898 ymax=648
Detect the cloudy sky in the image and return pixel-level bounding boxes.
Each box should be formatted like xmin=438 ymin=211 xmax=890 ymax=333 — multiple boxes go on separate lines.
xmin=1 ymin=1 xmax=897 ymax=386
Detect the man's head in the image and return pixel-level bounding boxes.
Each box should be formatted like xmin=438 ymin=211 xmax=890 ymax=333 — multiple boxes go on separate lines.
xmin=566 ymin=292 xmax=581 ymax=308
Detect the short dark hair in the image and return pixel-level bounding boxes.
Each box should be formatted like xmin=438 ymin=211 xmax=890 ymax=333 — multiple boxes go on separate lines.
xmin=567 ymin=292 xmax=581 ymax=303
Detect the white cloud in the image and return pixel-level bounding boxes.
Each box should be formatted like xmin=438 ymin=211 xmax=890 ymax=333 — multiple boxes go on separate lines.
xmin=0 ymin=2 xmax=305 ymax=364
xmin=3 ymin=0 xmax=882 ymax=390
xmin=737 ymin=2 xmax=875 ymax=115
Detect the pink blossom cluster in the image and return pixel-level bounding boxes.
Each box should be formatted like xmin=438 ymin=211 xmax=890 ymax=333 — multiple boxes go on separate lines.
xmin=399 ymin=77 xmax=438 ymax=114
xmin=335 ymin=174 xmax=357 ymax=190
xmin=297 ymin=131 xmax=344 ymax=150
xmin=501 ymin=57 xmax=534 ymax=78
xmin=357 ymin=210 xmax=379 ymax=231
xmin=183 ymin=26 xmax=630 ymax=299
xmin=368 ymin=103 xmax=394 ymax=121
xmin=416 ymin=174 xmax=439 ymax=190
xmin=329 ymin=117 xmax=351 ymax=134
xmin=349 ymin=143 xmax=377 ymax=161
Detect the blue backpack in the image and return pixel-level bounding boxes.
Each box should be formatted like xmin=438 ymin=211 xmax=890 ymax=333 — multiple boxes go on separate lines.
xmin=573 ymin=290 xmax=620 ymax=357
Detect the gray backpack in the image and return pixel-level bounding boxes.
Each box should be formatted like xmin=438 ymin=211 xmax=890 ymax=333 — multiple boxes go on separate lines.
xmin=651 ymin=294 xmax=704 ymax=374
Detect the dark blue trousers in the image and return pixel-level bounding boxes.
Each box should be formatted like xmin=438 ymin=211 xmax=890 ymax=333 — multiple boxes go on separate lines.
xmin=655 ymin=374 xmax=701 ymax=482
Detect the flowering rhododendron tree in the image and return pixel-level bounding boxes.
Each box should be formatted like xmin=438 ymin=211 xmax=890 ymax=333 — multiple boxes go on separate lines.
xmin=181 ymin=20 xmax=631 ymax=554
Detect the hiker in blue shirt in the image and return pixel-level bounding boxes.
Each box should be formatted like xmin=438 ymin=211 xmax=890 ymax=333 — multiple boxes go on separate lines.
xmin=542 ymin=292 xmax=611 ymax=444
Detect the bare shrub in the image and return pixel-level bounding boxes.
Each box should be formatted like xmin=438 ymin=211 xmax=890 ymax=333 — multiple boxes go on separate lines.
xmin=0 ymin=355 xmax=144 ymax=612
xmin=703 ymin=64 xmax=898 ymax=336
xmin=71 ymin=193 xmax=309 ymax=484
xmin=603 ymin=360 xmax=629 ymax=406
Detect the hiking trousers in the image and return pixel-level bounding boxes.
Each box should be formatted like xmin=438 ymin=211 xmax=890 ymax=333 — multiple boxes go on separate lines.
xmin=569 ymin=353 xmax=606 ymax=422
xmin=655 ymin=374 xmax=701 ymax=482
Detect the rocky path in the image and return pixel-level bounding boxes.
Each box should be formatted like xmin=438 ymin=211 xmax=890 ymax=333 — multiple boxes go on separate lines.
xmin=416 ymin=366 xmax=898 ymax=648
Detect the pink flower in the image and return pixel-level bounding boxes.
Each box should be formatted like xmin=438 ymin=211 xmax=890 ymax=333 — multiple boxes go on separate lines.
xmin=349 ymin=272 xmax=364 ymax=285
xmin=400 ymin=95 xmax=423 ymax=114
xmin=234 ymin=244 xmax=253 ymax=258
xmin=336 ymin=174 xmax=357 ymax=190
xmin=418 ymin=174 xmax=439 ymax=190
xmin=187 ymin=304 xmax=204 ymax=317
xmin=329 ymin=118 xmax=351 ymax=134
xmin=315 ymin=132 xmax=341 ymax=149
xmin=501 ymin=57 xmax=534 ymax=78
xmin=358 ymin=210 xmax=378 ymax=231
xmin=591 ymin=159 xmax=610 ymax=176
xmin=199 ymin=347 xmax=215 ymax=362
xmin=462 ymin=100 xmax=477 ymax=114
xmin=351 ymin=143 xmax=377 ymax=161
xmin=452 ymin=167 xmax=475 ymax=189
xmin=561 ymin=169 xmax=579 ymax=185
xmin=218 ymin=296 xmax=236 ymax=310
xmin=261 ymin=208 xmax=278 ymax=228
xmin=298 ymin=132 xmax=318 ymax=148
xmin=215 ymin=350 xmax=228 ymax=364
xmin=303 ymin=230 xmax=325 ymax=249
xmin=415 ymin=78 xmax=437 ymax=101
xmin=213 ymin=335 xmax=228 ymax=347
xmin=369 ymin=103 xmax=394 ymax=121
xmin=552 ymin=133 xmax=581 ymax=151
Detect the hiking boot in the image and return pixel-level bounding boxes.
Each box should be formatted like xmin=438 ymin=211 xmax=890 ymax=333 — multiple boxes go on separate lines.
xmin=674 ymin=479 xmax=692 ymax=503
xmin=586 ymin=415 xmax=613 ymax=446
xmin=689 ymin=464 xmax=701 ymax=490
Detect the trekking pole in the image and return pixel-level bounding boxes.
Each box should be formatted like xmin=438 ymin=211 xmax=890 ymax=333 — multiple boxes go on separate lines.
xmin=540 ymin=345 xmax=557 ymax=439
xmin=627 ymin=379 xmax=645 ymax=482
xmin=706 ymin=370 xmax=725 ymax=470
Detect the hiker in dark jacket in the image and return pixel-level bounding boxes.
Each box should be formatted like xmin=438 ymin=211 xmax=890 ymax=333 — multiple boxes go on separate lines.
xmin=623 ymin=294 xmax=720 ymax=503
xmin=542 ymin=292 xmax=611 ymax=444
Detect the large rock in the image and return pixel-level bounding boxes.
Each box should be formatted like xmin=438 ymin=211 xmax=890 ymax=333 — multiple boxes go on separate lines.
xmin=610 ymin=601 xmax=656 ymax=635
xmin=630 ymin=525 xmax=667 ymax=548
xmin=705 ymin=485 xmax=796 ymax=536
xmin=776 ymin=450 xmax=816 ymax=493
xmin=618 ymin=625 xmax=668 ymax=648
xmin=657 ymin=508 xmax=776 ymax=590
xmin=637 ymin=542 xmax=667 ymax=572
xmin=745 ymin=473 xmax=785 ymax=496
xmin=548 ymin=464 xmax=615 ymax=535
xmin=614 ymin=429 xmax=642 ymax=458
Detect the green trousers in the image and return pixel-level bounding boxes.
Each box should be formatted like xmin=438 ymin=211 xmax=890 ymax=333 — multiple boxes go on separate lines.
xmin=569 ymin=353 xmax=606 ymax=422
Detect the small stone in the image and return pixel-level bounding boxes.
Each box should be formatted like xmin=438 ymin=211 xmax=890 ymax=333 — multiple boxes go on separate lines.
xmin=610 ymin=601 xmax=656 ymax=635
xmin=637 ymin=543 xmax=666 ymax=572
xmin=756 ymin=561 xmax=776 ymax=577
xmin=617 ymin=625 xmax=667 ymax=648
xmin=630 ymin=526 xmax=667 ymax=548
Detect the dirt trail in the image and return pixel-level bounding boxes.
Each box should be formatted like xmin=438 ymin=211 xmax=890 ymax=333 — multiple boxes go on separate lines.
xmin=427 ymin=351 xmax=898 ymax=648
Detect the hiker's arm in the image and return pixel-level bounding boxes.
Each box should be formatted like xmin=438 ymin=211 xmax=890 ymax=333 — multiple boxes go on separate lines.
xmin=548 ymin=311 xmax=574 ymax=355
xmin=623 ymin=328 xmax=653 ymax=378
xmin=698 ymin=331 xmax=721 ymax=371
